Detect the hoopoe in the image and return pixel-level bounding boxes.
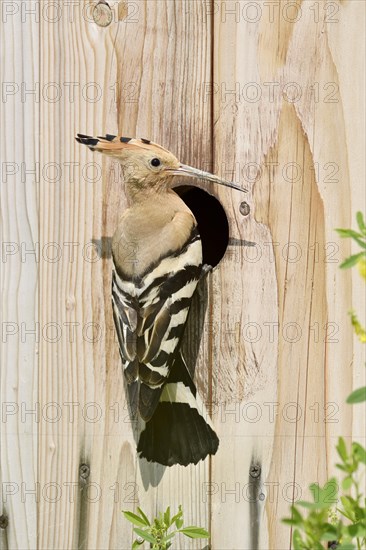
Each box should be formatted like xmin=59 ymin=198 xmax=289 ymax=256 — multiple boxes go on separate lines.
xmin=76 ymin=133 xmax=245 ymax=466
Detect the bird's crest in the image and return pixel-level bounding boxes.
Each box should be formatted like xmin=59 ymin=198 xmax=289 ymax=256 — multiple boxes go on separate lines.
xmin=76 ymin=133 xmax=171 ymax=155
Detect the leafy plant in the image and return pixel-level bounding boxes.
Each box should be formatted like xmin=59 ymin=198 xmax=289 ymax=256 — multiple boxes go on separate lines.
xmin=283 ymin=212 xmax=366 ymax=549
xmin=283 ymin=441 xmax=366 ymax=549
xmin=336 ymin=212 xmax=366 ymax=400
xmin=123 ymin=505 xmax=210 ymax=549
xmin=282 ymin=479 xmax=343 ymax=549
xmin=336 ymin=211 xmax=366 ymax=271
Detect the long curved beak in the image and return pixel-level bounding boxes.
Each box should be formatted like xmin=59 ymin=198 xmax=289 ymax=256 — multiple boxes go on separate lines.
xmin=168 ymin=164 xmax=247 ymax=193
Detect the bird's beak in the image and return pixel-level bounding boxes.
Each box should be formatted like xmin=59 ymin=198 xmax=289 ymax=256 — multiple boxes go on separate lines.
xmin=168 ymin=164 xmax=247 ymax=193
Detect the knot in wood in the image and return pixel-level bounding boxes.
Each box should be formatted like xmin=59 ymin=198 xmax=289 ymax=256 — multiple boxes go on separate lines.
xmin=93 ymin=1 xmax=113 ymax=27
xmin=239 ymin=201 xmax=250 ymax=216
xmin=0 ymin=514 xmax=9 ymax=529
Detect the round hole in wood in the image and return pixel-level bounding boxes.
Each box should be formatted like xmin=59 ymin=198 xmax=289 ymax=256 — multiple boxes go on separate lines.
xmin=174 ymin=185 xmax=229 ymax=268
xmin=93 ymin=1 xmax=113 ymax=27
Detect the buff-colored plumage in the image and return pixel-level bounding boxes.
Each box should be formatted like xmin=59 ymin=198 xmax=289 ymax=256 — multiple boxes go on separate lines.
xmin=112 ymin=194 xmax=195 ymax=278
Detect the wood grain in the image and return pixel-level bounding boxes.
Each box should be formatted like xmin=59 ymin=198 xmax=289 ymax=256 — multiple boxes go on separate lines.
xmin=211 ymin=7 xmax=279 ymax=548
xmin=39 ymin=1 xmax=115 ymax=547
xmin=89 ymin=2 xmax=213 ymax=548
xmin=1 ymin=1 xmax=39 ymax=547
xmin=40 ymin=1 xmax=213 ymax=548
xmin=212 ymin=1 xmax=365 ymax=548
xmin=1 ymin=0 xmax=364 ymax=548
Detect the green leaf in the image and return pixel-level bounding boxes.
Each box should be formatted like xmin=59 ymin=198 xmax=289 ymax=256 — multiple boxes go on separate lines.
xmin=339 ymin=496 xmax=356 ymax=521
xmin=309 ymin=479 xmax=338 ymax=507
xmin=175 ymin=518 xmax=183 ymax=530
xmin=336 ymin=229 xmax=366 ymax=248
xmin=342 ymin=476 xmax=353 ymax=490
xmin=320 ymin=523 xmax=338 ymax=541
xmin=178 ymin=527 xmax=210 ymax=539
xmin=133 ymin=528 xmax=156 ymax=544
xmin=347 ymin=386 xmax=366 ymax=404
xmin=352 ymin=442 xmax=366 ymax=464
xmin=338 ymin=508 xmax=353 ymax=521
xmin=297 ymin=497 xmax=335 ymax=510
xmin=340 ymin=252 xmax=366 ymax=269
xmin=282 ymin=518 xmax=299 ymax=526
xmin=171 ymin=506 xmax=183 ymax=526
xmin=136 ymin=507 xmax=150 ymax=526
xmin=309 ymin=482 xmax=320 ymax=498
xmin=347 ymin=523 xmax=366 ymax=537
xmin=356 ymin=211 xmax=366 ymax=235
xmin=321 ymin=531 xmax=338 ymax=541
xmin=292 ymin=506 xmax=303 ymax=523
xmin=337 ymin=437 xmax=348 ymax=462
xmin=282 ymin=506 xmax=303 ymax=526
xmin=355 ymin=237 xmax=366 ymax=248
xmin=292 ymin=529 xmax=304 ymax=550
xmin=123 ymin=511 xmax=150 ymax=529
xmin=336 ymin=544 xmax=356 ymax=550
xmin=336 ymin=228 xmax=355 ymax=237
xmin=297 ymin=500 xmax=320 ymax=509
xmin=132 ymin=540 xmax=144 ymax=549
xmin=164 ymin=506 xmax=170 ymax=527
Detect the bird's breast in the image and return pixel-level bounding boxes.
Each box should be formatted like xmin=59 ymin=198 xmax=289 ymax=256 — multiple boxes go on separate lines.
xmin=111 ymin=204 xmax=201 ymax=281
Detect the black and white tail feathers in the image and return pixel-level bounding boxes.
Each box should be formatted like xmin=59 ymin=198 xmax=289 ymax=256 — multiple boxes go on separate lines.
xmin=111 ymin=222 xmax=219 ymax=466
xmin=137 ymin=352 xmax=219 ymax=466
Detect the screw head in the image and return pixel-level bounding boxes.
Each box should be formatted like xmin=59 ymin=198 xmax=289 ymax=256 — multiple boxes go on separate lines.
xmin=93 ymin=1 xmax=113 ymax=27
xmin=0 ymin=514 xmax=9 ymax=529
xmin=239 ymin=201 xmax=250 ymax=216
xmin=79 ymin=463 xmax=90 ymax=479
xmin=250 ymin=464 xmax=261 ymax=478
xmin=259 ymin=493 xmax=265 ymax=501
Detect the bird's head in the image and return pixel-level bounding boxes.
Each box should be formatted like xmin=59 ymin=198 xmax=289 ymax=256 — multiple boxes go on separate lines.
xmin=76 ymin=133 xmax=246 ymax=197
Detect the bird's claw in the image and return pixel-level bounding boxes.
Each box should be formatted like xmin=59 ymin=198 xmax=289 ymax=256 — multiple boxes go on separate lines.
xmin=201 ymin=264 xmax=213 ymax=278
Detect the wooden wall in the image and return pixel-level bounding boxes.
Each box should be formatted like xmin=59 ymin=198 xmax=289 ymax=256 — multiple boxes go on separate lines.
xmin=1 ymin=0 xmax=364 ymax=548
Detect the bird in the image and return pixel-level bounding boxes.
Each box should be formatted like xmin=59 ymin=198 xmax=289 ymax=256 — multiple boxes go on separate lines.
xmin=76 ymin=133 xmax=245 ymax=466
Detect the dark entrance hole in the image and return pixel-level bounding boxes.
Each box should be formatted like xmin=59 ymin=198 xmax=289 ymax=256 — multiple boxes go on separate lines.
xmin=174 ymin=186 xmax=229 ymax=268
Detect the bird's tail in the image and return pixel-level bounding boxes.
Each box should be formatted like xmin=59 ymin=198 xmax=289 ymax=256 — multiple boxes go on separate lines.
xmin=137 ymin=353 xmax=219 ymax=467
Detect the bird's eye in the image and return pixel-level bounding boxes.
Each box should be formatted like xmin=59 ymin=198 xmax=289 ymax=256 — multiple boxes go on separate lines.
xmin=150 ymin=158 xmax=161 ymax=167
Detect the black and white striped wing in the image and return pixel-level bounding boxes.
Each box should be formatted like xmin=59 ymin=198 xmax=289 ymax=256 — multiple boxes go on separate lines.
xmin=111 ymin=271 xmax=139 ymax=382
xmin=111 ymin=229 xmax=203 ymax=421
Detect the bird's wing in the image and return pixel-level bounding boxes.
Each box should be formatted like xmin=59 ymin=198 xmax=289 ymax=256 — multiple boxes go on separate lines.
xmin=111 ymin=226 xmax=203 ymax=422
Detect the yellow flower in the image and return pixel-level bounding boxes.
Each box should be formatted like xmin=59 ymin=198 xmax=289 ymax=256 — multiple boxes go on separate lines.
xmin=358 ymin=257 xmax=366 ymax=280
xmin=350 ymin=310 xmax=366 ymax=343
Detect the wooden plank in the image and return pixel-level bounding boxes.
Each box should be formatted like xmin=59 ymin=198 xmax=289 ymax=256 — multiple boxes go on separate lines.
xmin=0 ymin=1 xmax=39 ymax=547
xmin=257 ymin=3 xmax=365 ymax=546
xmin=39 ymin=1 xmax=213 ymax=548
xmin=319 ymin=0 xmax=366 ymax=446
xmin=38 ymin=1 xmax=116 ymax=547
xmin=213 ymin=1 xmax=365 ymax=548
xmin=257 ymin=102 xmax=332 ymax=548
xmin=211 ymin=5 xmax=279 ymax=548
xmin=86 ymin=2 xmax=213 ymax=548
